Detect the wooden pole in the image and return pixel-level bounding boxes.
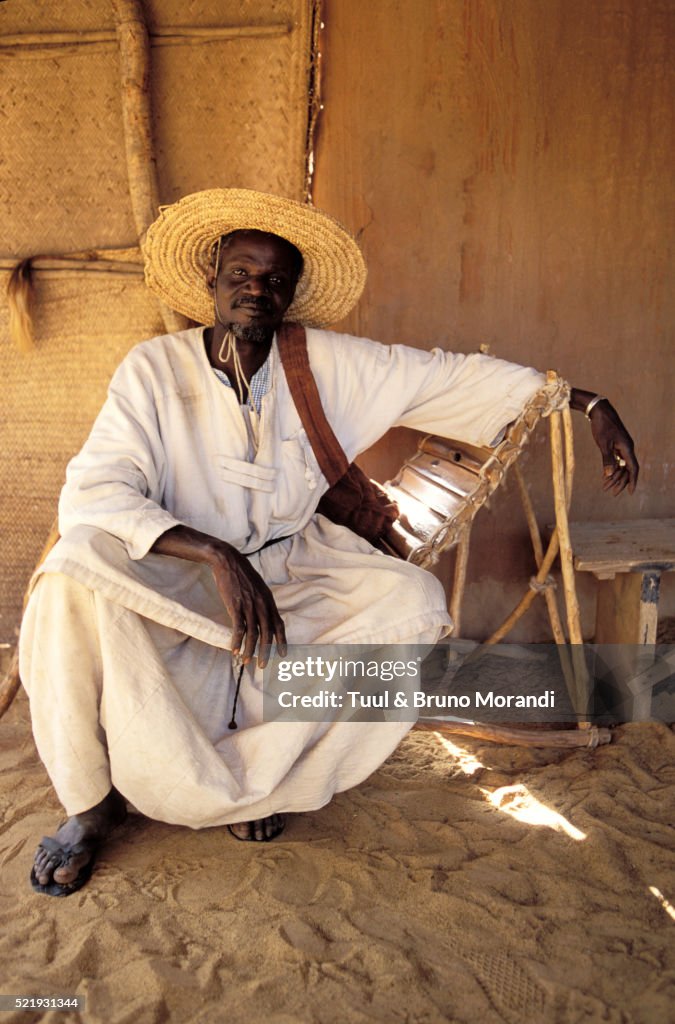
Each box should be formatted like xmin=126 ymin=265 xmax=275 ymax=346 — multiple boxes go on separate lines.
xmin=111 ymin=0 xmax=189 ymax=334
xmin=550 ymin=409 xmax=591 ymax=717
xmin=550 ymin=410 xmax=583 ymax=646
xmin=0 ymin=519 xmax=61 ymax=720
xmin=0 ymin=25 xmax=290 ymax=58
xmin=484 ymin=530 xmax=561 ymax=645
xmin=1 ymin=251 xmax=143 ymax=274
xmin=562 ymin=405 xmax=575 ymax=504
xmin=449 ymin=524 xmax=471 ymax=637
xmin=415 ymin=720 xmax=611 ymax=749
xmin=513 ymin=462 xmax=567 ymax=646
xmin=111 ymin=0 xmax=159 ymax=240
xmin=0 ymin=649 xmax=21 ymax=719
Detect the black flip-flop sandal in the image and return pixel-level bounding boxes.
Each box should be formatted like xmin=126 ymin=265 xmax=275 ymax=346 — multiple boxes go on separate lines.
xmin=30 ymin=836 xmax=97 ymax=897
xmin=227 ymin=816 xmax=286 ymax=842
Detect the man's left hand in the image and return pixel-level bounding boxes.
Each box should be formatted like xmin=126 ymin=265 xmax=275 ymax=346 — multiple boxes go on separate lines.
xmin=569 ymin=389 xmax=639 ymax=495
xmin=582 ymin=397 xmax=639 ymax=495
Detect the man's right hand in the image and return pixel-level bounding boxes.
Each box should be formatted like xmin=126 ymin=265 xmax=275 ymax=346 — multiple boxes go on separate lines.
xmin=151 ymin=525 xmax=286 ymax=668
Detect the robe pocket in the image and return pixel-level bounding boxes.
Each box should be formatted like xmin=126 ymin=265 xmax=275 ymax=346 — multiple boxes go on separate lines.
xmin=278 ymin=428 xmax=324 ymax=496
xmin=272 ymin=428 xmax=325 ymax=532
xmin=214 ymin=455 xmax=277 ymax=493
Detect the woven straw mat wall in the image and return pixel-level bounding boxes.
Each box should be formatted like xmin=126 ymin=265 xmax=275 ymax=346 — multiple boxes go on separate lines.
xmin=1 ymin=0 xmax=315 ymax=642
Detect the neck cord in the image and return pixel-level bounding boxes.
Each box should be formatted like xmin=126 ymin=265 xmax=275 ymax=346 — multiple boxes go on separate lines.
xmin=216 ymin=326 xmax=250 ymax=405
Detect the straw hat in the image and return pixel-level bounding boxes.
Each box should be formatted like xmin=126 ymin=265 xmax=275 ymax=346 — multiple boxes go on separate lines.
xmin=143 ymin=188 xmax=367 ymax=327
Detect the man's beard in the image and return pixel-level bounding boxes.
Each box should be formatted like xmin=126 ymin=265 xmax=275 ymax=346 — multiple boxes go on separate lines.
xmin=214 ymin=290 xmax=276 ymax=345
xmin=228 ymin=321 xmax=274 ymax=345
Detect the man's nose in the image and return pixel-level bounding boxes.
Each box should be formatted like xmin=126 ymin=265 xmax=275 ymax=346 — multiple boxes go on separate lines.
xmin=243 ymin=275 xmax=268 ymax=295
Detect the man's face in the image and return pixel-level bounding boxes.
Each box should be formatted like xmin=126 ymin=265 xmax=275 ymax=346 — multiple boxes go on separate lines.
xmin=207 ymin=230 xmax=300 ymax=341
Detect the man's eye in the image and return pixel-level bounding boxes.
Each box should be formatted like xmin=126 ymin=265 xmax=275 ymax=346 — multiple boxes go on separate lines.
xmin=231 ymin=268 xmax=246 ymax=277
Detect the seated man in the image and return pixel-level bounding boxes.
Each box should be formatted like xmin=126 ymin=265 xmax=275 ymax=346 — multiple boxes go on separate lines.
xmin=19 ymin=188 xmax=638 ymax=896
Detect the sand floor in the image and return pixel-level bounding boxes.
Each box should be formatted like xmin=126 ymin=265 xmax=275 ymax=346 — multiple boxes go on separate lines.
xmin=1 ymin=690 xmax=673 ymax=1024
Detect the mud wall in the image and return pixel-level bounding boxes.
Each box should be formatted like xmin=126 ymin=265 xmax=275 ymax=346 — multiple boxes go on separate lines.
xmin=313 ymin=0 xmax=674 ymax=639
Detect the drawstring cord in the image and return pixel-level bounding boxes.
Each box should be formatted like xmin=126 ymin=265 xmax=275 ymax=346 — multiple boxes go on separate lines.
xmin=229 ymin=658 xmax=245 ymax=730
xmin=217 ymin=328 xmax=251 ymax=404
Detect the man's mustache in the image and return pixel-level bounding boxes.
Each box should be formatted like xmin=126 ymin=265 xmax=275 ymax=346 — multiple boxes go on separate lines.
xmin=234 ymin=296 xmax=272 ymax=312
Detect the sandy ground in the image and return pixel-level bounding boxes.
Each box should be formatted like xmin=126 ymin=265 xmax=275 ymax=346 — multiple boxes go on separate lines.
xmin=1 ymin=689 xmax=673 ymax=1024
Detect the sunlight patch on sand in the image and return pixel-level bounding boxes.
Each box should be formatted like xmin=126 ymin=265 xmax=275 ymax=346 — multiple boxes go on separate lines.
xmin=432 ymin=732 xmax=487 ymax=775
xmin=482 ymin=783 xmax=587 ymax=840
xmin=648 ymin=886 xmax=675 ymax=921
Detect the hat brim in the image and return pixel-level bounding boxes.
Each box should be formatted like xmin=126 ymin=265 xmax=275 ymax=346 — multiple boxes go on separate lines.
xmin=142 ymin=189 xmax=367 ymax=328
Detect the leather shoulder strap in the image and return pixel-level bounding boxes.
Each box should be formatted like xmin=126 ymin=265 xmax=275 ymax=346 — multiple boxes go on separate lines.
xmin=277 ymin=322 xmax=349 ymax=485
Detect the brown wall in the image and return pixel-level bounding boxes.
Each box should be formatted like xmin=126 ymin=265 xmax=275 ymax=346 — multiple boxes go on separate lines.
xmin=313 ymin=0 xmax=674 ymax=639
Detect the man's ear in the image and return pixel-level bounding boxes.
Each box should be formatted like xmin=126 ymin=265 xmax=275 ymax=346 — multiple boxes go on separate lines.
xmin=206 ymin=265 xmax=216 ymax=291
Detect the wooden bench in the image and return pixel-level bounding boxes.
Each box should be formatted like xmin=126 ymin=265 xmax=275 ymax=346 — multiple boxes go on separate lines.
xmin=569 ymin=519 xmax=675 ymax=644
xmin=569 ymin=518 xmax=675 ymax=720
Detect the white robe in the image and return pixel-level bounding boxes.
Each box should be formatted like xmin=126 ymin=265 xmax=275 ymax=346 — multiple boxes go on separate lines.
xmin=20 ymin=328 xmax=546 ymax=826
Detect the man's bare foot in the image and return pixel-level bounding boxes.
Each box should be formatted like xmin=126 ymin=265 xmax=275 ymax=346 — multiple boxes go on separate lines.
xmin=227 ymin=813 xmax=286 ymax=842
xmin=31 ymin=787 xmax=127 ymax=896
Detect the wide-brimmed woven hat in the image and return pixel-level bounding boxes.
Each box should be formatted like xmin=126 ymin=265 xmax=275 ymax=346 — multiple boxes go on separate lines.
xmin=143 ymin=188 xmax=367 ymax=327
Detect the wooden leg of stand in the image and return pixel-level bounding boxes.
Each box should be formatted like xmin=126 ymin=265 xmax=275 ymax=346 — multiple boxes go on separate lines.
xmin=594 ymin=571 xmax=661 ymax=721
xmin=415 ymin=719 xmax=611 ymax=749
xmin=513 ymin=463 xmax=567 ymax=645
xmin=484 ymin=529 xmax=560 ymax=645
xmin=550 ymin=411 xmax=583 ymax=644
xmin=513 ymin=462 xmax=576 ymax=693
xmin=0 ymin=518 xmax=61 ymax=720
xmin=550 ymin=410 xmax=590 ymax=717
xmin=450 ymin=525 xmax=471 ymax=637
xmin=0 ymin=649 xmax=21 ymax=718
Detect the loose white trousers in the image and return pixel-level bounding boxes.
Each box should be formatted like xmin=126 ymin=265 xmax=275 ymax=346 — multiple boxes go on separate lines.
xmin=20 ymin=526 xmax=449 ymax=827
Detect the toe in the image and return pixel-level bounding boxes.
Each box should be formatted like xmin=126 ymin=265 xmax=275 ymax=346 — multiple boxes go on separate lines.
xmin=34 ymin=847 xmax=59 ymax=885
xmin=36 ymin=866 xmax=51 ymax=886
xmin=264 ymin=814 xmax=285 ymax=839
xmin=34 ymin=849 xmax=49 ymax=873
xmin=228 ymin=814 xmax=286 ymax=842
xmin=53 ymin=848 xmax=92 ymax=885
xmin=228 ymin=821 xmax=254 ymax=840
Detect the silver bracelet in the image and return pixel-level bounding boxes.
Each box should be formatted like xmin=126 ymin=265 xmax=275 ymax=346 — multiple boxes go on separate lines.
xmin=584 ymin=395 xmax=607 ymax=419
